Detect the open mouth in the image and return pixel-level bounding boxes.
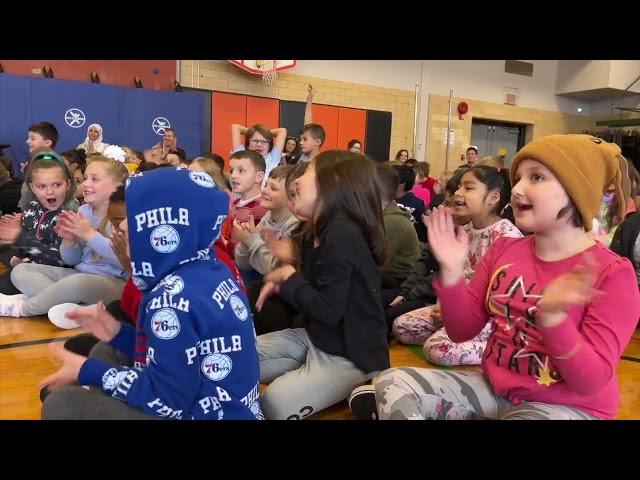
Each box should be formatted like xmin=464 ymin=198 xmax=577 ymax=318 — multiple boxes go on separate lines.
xmin=46 ymin=197 xmax=58 ymax=207
xmin=454 ymin=199 xmax=466 ymax=208
xmin=515 ymin=202 xmax=533 ymax=212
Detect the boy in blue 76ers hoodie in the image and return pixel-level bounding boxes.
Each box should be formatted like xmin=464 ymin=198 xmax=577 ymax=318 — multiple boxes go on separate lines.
xmin=41 ymin=168 xmax=262 ymax=420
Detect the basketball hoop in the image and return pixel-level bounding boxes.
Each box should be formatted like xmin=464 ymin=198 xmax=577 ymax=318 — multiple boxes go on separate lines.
xmin=256 ymin=60 xmax=278 ymax=85
xmin=228 ymin=60 xmax=297 ymax=85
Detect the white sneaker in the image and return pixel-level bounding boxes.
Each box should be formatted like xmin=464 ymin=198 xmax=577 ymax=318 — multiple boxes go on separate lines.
xmin=0 ymin=293 xmax=27 ymax=303
xmin=48 ymin=303 xmax=83 ymax=329
xmin=0 ymin=299 xmax=26 ymax=317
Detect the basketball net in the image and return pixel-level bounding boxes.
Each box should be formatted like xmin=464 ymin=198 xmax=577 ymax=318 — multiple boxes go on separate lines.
xmin=256 ymin=60 xmax=278 ymax=85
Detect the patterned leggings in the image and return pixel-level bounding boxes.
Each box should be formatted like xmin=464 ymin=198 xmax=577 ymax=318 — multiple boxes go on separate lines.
xmin=392 ymin=305 xmax=492 ymax=366
xmin=374 ymin=368 xmax=597 ymax=420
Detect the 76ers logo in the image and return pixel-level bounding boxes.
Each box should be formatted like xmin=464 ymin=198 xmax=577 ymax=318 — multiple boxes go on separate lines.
xmin=229 ymin=295 xmax=248 ymax=321
xmin=102 ymin=368 xmax=129 ymax=391
xmin=150 ymin=225 xmax=180 ymax=253
xmin=151 ymin=308 xmax=181 ymax=340
xmin=189 ymin=171 xmax=215 ymax=188
xmin=132 ymin=277 xmax=148 ymax=290
xmin=163 ymin=275 xmax=184 ymax=296
xmin=201 ymin=354 xmax=232 ymax=381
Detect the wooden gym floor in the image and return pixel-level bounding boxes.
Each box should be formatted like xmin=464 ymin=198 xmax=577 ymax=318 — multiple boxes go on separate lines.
xmin=1 ymin=313 xmax=639 ymax=420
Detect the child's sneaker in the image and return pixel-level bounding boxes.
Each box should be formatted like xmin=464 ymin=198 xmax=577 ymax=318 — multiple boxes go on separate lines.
xmin=348 ymin=384 xmax=378 ymax=420
xmin=0 ymin=295 xmax=27 ymax=317
xmin=48 ymin=303 xmax=83 ymax=329
xmin=64 ymin=333 xmax=100 ymax=356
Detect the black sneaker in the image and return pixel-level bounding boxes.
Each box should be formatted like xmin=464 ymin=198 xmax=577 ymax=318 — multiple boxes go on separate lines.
xmin=64 ymin=333 xmax=100 ymax=356
xmin=39 ymin=386 xmax=51 ymax=403
xmin=348 ymin=384 xmax=378 ymax=420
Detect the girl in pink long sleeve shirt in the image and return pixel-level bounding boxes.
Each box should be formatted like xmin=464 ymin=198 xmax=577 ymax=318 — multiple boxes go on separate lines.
xmin=368 ymin=134 xmax=640 ymax=420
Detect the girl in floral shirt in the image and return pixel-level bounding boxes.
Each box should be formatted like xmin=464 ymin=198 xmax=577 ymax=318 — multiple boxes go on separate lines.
xmin=393 ymin=166 xmax=521 ymax=366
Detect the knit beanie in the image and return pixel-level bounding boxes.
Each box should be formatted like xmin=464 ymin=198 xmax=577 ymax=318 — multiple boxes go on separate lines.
xmin=510 ymin=134 xmax=630 ymax=231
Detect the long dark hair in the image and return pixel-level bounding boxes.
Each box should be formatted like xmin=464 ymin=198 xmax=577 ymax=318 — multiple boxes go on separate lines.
xmin=60 ymin=149 xmax=87 ymax=171
xmin=286 ymin=162 xmax=312 ymax=271
xmin=464 ymin=165 xmax=512 ymax=217
xmin=284 ymin=136 xmax=301 ymax=158
xmin=312 ymin=150 xmax=386 ymax=266
xmin=395 ymin=149 xmax=409 ymax=162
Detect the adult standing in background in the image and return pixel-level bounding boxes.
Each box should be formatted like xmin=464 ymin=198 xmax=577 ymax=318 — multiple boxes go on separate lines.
xmin=463 ymin=146 xmax=479 ymax=167
xmin=395 ymin=149 xmax=409 ymax=164
xmin=161 ymin=128 xmax=177 ymax=158
xmin=348 ymin=139 xmax=362 ymax=153
xmin=153 ymin=128 xmax=184 ymax=161
xmin=281 ymin=137 xmax=301 ymax=165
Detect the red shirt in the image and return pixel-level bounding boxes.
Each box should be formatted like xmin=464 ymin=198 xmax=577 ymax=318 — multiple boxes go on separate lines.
xmin=421 ymin=177 xmax=439 ymax=198
xmin=221 ymin=196 xmax=267 ymax=259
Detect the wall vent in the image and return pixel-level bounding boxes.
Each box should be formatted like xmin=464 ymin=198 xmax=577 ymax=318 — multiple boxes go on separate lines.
xmin=505 ymin=60 xmax=533 ymax=77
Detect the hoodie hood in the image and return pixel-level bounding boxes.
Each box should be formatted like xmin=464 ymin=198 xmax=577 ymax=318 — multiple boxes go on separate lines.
xmin=126 ymin=168 xmax=229 ymax=292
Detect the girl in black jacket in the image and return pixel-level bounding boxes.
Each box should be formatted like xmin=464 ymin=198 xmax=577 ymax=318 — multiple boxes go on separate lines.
xmin=0 ymin=155 xmax=77 ymax=294
xmin=255 ymin=151 xmax=389 ymax=420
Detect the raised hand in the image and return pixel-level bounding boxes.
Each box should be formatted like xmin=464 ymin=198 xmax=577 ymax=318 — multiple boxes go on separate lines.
xmin=110 ymin=229 xmax=131 ymax=273
xmin=58 ymin=211 xmax=96 ymax=242
xmin=263 ymin=235 xmax=296 ymax=265
xmin=0 ymin=214 xmax=22 ymax=244
xmin=424 ymin=206 xmax=469 ymax=286
xmin=264 ymin=265 xmax=296 ymax=285
xmin=64 ymin=302 xmax=122 ymax=342
xmin=242 ymin=215 xmax=260 ymax=235
xmin=389 ymin=295 xmax=405 ymax=307
xmin=256 ymin=280 xmax=280 ymax=312
xmin=232 ymin=219 xmax=251 ymax=244
xmin=54 ymin=222 xmax=76 ymax=242
xmin=536 ymin=253 xmax=601 ymax=328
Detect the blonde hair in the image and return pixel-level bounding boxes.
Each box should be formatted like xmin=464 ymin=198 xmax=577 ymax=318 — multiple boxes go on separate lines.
xmin=86 ymin=155 xmax=129 ymax=260
xmin=478 ymin=155 xmax=504 ymax=169
xmin=192 ymin=156 xmax=229 ymax=191
xmin=413 ymin=162 xmax=430 ymax=179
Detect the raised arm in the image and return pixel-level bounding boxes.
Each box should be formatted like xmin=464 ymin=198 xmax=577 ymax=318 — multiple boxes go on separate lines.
xmin=232 ymin=124 xmax=248 ymax=150
xmin=270 ymin=127 xmax=288 ymax=154
xmin=304 ymin=84 xmax=314 ymax=124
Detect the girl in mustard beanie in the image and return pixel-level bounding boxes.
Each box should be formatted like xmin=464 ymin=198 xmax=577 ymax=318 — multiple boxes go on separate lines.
xmin=365 ymin=134 xmax=639 ymax=420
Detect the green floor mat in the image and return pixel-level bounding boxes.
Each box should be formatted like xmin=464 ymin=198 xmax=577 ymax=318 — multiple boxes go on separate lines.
xmin=405 ymin=345 xmax=454 ymax=370
xmin=407 ymin=344 xmax=426 ymax=361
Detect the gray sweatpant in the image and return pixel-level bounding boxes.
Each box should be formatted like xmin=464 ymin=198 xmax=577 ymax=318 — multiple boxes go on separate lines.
xmin=11 ymin=263 xmax=125 ymax=316
xmin=374 ymin=368 xmax=597 ymax=420
xmin=42 ymin=342 xmax=161 ymax=420
xmin=258 ymin=328 xmax=372 ymax=420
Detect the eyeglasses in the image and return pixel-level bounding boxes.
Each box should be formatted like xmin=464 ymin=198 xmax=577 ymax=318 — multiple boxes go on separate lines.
xmin=249 ymin=139 xmax=270 ymax=145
